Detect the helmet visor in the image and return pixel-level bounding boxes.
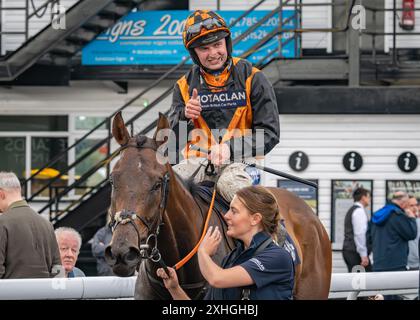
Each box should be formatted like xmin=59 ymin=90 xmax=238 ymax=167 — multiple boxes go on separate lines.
xmin=185 ymin=17 xmax=225 ymax=47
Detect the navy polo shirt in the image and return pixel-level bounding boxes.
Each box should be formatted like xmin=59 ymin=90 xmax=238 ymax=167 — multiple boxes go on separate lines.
xmin=206 ymin=231 xmax=295 ymax=300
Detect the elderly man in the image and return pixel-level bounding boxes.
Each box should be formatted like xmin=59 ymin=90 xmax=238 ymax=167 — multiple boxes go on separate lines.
xmin=55 ymin=227 xmax=86 ymax=277
xmin=370 ymin=191 xmax=417 ymax=272
xmin=0 ymin=171 xmax=61 ymax=278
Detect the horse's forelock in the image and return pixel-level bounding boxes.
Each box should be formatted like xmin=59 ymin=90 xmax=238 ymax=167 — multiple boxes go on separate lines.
xmin=135 ymin=135 xmax=148 ymax=147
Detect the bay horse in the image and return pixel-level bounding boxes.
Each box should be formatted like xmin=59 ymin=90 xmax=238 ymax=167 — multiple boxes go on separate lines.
xmin=105 ymin=112 xmax=332 ymax=300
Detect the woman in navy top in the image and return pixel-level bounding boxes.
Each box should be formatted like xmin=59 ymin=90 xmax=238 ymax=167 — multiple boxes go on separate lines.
xmin=157 ymin=186 xmax=295 ymax=300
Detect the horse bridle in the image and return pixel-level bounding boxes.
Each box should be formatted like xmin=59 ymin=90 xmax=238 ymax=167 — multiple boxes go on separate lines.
xmin=109 ymin=140 xmax=208 ymax=292
xmin=109 ymin=142 xmax=171 ymax=268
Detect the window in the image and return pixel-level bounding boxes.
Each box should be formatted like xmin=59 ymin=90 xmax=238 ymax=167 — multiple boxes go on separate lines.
xmin=0 ymin=116 xmax=68 ymax=131
xmin=75 ymin=139 xmax=108 ymax=194
xmin=0 ymin=137 xmax=26 ymax=179
xmin=75 ymin=116 xmax=107 ymax=130
xmin=31 ymin=137 xmax=68 ymax=196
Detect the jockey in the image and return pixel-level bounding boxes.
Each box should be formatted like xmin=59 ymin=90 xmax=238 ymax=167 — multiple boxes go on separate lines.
xmin=168 ymin=10 xmax=280 ymax=202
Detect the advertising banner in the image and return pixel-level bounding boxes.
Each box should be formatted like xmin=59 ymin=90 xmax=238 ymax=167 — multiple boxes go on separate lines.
xmin=82 ymin=10 xmax=299 ymax=65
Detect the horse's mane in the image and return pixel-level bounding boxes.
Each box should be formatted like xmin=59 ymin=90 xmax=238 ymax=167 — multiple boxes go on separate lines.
xmin=133 ymin=133 xmax=203 ymax=198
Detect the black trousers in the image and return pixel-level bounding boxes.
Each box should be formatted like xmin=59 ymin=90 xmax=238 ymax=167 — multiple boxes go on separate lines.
xmin=342 ymin=250 xmax=372 ymax=272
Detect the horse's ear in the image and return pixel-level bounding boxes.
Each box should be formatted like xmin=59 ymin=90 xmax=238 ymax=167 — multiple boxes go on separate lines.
xmin=112 ymin=111 xmax=130 ymax=146
xmin=153 ymin=113 xmax=170 ymax=142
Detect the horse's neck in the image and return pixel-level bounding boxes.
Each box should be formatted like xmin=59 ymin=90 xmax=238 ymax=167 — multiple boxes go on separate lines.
xmin=153 ymin=170 xmax=203 ymax=281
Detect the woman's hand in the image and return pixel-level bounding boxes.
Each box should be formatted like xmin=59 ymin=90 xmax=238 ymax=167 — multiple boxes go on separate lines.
xmin=199 ymin=226 xmax=222 ymax=256
xmin=156 ymin=267 xmax=180 ymax=290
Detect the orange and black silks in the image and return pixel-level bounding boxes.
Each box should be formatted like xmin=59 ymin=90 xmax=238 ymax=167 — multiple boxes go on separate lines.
xmin=168 ymin=57 xmax=280 ymax=162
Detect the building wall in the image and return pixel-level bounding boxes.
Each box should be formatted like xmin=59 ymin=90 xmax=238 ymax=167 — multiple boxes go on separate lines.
xmin=1 ymin=0 xmax=79 ymax=55
xmin=263 ymin=114 xmax=420 ymax=271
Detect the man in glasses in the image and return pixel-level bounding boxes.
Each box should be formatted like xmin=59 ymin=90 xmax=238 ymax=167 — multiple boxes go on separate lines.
xmin=168 ymin=10 xmax=280 ymax=203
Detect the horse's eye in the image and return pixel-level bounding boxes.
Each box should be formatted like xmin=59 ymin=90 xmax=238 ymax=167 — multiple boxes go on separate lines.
xmin=152 ymin=181 xmax=162 ymax=192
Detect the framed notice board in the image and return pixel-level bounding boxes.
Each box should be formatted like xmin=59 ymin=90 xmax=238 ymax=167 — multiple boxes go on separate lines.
xmin=331 ymin=180 xmax=373 ymax=244
xmin=277 ymin=179 xmax=318 ymax=215
xmin=386 ymin=180 xmax=420 ymax=202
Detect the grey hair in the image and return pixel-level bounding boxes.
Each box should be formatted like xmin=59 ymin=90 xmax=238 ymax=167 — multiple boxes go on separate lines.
xmin=55 ymin=227 xmax=82 ymax=251
xmin=392 ymin=191 xmax=408 ymax=201
xmin=0 ymin=172 xmax=21 ymax=190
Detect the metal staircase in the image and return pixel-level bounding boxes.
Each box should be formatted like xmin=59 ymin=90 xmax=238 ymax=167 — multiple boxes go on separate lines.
xmin=23 ymin=0 xmax=298 ymax=245
xmin=0 ymin=0 xmax=145 ymax=81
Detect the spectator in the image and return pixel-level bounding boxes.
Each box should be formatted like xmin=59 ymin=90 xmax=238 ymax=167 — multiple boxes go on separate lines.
xmin=55 ymin=227 xmax=86 ymax=278
xmin=370 ymin=191 xmax=417 ymax=272
xmin=0 ymin=171 xmax=61 ymax=279
xmin=342 ymin=187 xmax=372 ymax=272
xmin=91 ymin=217 xmax=114 ymax=276
xmin=407 ymin=196 xmax=419 ymax=270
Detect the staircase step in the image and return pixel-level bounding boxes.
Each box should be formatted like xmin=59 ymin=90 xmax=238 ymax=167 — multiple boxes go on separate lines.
xmin=41 ymin=54 xmax=70 ymax=66
xmin=84 ymin=16 xmax=116 ymax=30
xmin=117 ymin=0 xmax=144 ymax=4
xmin=50 ymin=41 xmax=81 ymax=56
xmin=66 ymin=28 xmax=98 ymax=44
xmin=101 ymin=2 xmax=132 ymax=17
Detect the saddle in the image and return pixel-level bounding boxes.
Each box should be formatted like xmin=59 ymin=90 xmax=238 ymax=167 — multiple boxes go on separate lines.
xmin=194 ymin=181 xmax=230 ymax=215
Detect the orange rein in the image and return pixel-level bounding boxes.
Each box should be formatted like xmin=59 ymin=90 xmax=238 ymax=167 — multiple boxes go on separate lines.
xmin=174 ymin=187 xmax=217 ymax=270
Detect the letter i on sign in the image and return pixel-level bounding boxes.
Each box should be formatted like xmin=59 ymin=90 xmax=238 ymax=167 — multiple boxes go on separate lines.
xmin=343 ymin=151 xmax=363 ymax=172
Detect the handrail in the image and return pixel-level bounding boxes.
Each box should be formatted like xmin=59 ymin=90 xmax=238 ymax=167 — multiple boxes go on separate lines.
xmin=28 ymin=0 xmax=57 ymax=20
xmin=39 ymin=8 xmax=292 ymax=217
xmin=26 ymin=61 xmax=189 ymax=199
xmin=329 ymin=271 xmax=419 ymax=300
xmin=25 ymin=0 xmax=272 ymax=201
xmin=360 ymin=0 xmax=420 ymax=69
xmin=0 ymin=0 xmax=57 ymax=36
xmin=33 ymin=0 xmax=372 ymax=219
xmin=28 ymin=0 xmax=356 ymax=202
xmin=30 ymin=0 xmax=358 ymax=202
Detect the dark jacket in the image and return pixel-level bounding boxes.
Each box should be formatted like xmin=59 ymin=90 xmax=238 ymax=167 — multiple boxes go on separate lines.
xmin=370 ymin=202 xmax=417 ymax=271
xmin=0 ymin=200 xmax=61 ymax=278
xmin=342 ymin=205 xmax=359 ymax=253
xmin=168 ymin=57 xmax=280 ymax=160
xmin=91 ymin=225 xmax=114 ymax=276
xmin=205 ymin=232 xmax=294 ymax=300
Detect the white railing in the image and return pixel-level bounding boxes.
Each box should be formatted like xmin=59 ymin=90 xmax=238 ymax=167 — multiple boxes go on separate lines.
xmin=329 ymin=271 xmax=419 ymax=300
xmin=0 ymin=271 xmax=418 ymax=300
xmin=0 ymin=276 xmax=136 ymax=300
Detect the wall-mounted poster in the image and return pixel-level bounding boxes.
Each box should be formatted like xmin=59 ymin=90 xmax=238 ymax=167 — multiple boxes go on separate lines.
xmin=331 ymin=180 xmax=373 ymax=244
xmin=386 ymin=180 xmax=420 ymax=201
xmin=277 ymin=179 xmax=318 ymax=215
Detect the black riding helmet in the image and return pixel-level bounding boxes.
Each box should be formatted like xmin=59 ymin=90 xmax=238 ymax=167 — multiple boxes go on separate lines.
xmin=182 ymin=10 xmax=232 ymax=71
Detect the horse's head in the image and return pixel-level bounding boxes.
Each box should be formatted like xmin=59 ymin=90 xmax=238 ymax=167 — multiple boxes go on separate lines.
xmin=104 ymin=112 xmax=171 ymax=277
